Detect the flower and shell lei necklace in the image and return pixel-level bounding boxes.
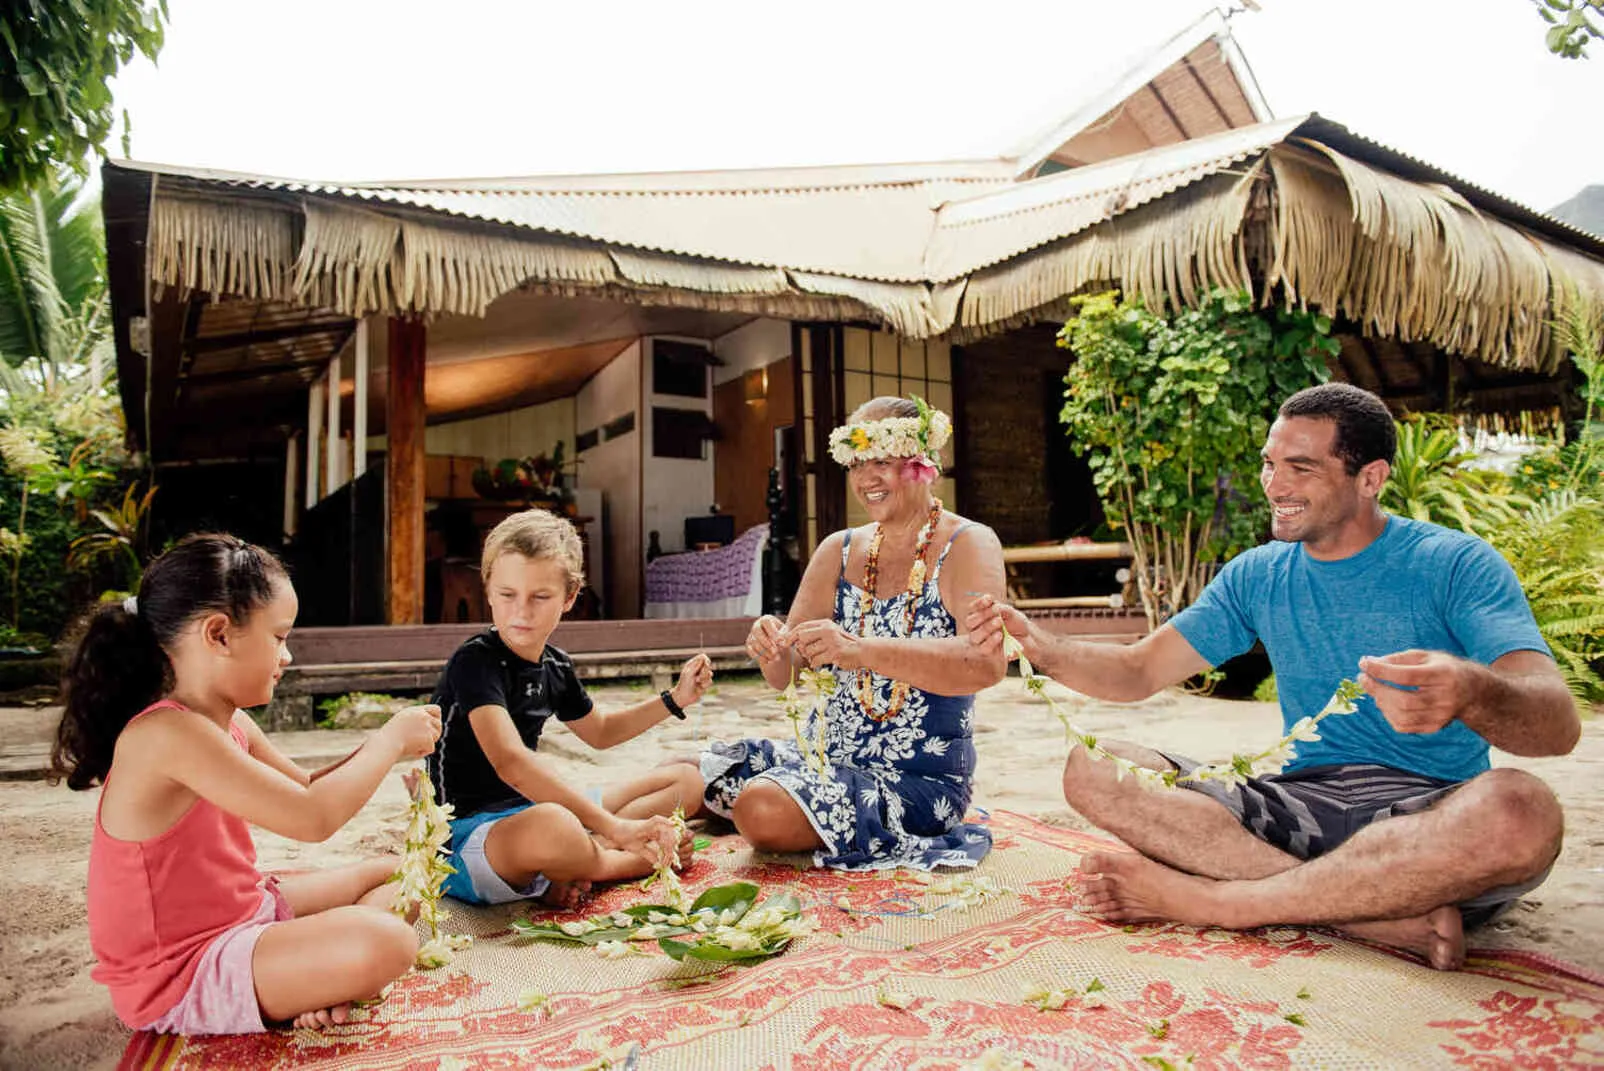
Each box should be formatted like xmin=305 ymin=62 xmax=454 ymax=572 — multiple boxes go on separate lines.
xmin=856 ymin=496 xmax=943 ymax=722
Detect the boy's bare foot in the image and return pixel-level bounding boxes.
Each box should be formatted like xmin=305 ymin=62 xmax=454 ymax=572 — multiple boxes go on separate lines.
xmin=291 ymin=1002 xmax=352 ymax=1029
xmin=1338 ymin=907 xmax=1466 ymax=970
xmin=538 ymin=879 xmax=592 ymax=911
xmin=674 ymin=827 xmax=698 ymax=870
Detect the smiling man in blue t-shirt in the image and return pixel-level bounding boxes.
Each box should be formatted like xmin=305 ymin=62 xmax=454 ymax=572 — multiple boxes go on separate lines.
xmin=968 ymin=383 xmax=1578 ymax=970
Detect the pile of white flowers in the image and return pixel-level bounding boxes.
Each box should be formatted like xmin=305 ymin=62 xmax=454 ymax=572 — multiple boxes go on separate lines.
xmin=914 ymin=872 xmax=1012 ymax=913
xmin=389 ymin=768 xmax=473 ymax=968
xmin=512 ymin=881 xmax=814 ymax=964
xmin=1003 ymin=629 xmax=1364 ymax=790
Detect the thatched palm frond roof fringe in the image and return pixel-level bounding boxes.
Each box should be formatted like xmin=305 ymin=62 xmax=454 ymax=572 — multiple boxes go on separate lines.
xmin=138 ymin=119 xmax=1604 ymax=372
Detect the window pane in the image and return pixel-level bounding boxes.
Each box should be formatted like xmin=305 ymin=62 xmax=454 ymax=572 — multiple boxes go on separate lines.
xmin=927 ymin=343 xmax=951 ymax=382
xmin=900 ymin=340 xmax=926 ymax=379
xmin=844 ymin=371 xmax=871 ymax=414
xmin=927 ymin=381 xmax=952 ymax=416
xmin=843 ymin=328 xmax=871 ymax=371
xmin=801 ymin=329 xmax=812 ymax=373
xmin=872 ymin=333 xmax=899 ymax=375
xmin=802 ymin=373 xmax=814 ymax=418
xmin=872 ymin=374 xmax=900 ymax=399
xmin=804 ymin=417 xmax=815 ymax=462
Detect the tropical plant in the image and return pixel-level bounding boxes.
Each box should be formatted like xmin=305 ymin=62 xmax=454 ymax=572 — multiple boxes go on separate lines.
xmin=1483 ymin=489 xmax=1604 ymax=699
xmin=1533 ymin=0 xmax=1603 ymax=58
xmin=1380 ymin=417 xmax=1511 ymax=531
xmin=0 ymin=168 xmax=113 ymax=386
xmin=0 ymin=0 xmax=168 ymax=191
xmin=1057 ymin=289 xmax=1338 ymax=627
xmin=0 ymin=169 xmax=141 ymax=637
xmin=0 ymin=424 xmax=58 ymax=628
xmin=67 ymin=481 xmax=156 ymax=585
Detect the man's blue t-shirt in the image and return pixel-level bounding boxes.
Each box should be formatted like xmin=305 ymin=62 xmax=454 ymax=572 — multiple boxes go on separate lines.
xmin=1170 ymin=516 xmax=1548 ymax=783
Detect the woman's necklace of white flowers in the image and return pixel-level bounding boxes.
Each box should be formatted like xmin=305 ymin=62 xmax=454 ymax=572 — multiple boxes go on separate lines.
xmin=781 ymin=665 xmax=837 ymax=777
xmin=1001 ymin=628 xmax=1365 ymax=788
xmin=390 ymin=769 xmax=473 ymax=968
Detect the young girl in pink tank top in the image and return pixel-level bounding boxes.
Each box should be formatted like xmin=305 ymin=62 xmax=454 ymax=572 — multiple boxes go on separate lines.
xmin=51 ymin=534 xmax=442 ymax=1035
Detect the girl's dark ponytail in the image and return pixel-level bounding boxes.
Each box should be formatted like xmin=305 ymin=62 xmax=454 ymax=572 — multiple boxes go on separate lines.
xmin=50 ymin=533 xmax=287 ymax=790
xmin=51 ymin=603 xmax=169 ymax=789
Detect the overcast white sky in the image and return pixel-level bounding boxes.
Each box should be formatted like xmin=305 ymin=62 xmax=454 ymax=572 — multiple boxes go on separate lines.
xmin=108 ymin=0 xmax=1601 ymax=212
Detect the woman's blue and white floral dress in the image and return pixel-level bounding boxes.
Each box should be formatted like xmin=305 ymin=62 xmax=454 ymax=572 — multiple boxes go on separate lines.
xmin=701 ymin=524 xmax=991 ymax=871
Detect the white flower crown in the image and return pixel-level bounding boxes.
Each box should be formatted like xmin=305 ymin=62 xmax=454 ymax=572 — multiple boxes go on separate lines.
xmin=828 ymin=406 xmax=952 ymax=467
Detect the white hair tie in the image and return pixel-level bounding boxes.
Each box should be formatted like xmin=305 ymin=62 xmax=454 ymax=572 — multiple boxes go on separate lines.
xmin=122 ymin=596 xmax=138 ymax=616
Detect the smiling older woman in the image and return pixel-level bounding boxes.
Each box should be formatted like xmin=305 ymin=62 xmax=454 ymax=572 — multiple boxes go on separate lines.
xmin=682 ymin=396 xmax=1007 ymax=871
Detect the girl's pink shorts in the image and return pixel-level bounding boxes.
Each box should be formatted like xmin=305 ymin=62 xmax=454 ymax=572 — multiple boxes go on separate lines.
xmin=144 ymin=878 xmax=294 ymax=1035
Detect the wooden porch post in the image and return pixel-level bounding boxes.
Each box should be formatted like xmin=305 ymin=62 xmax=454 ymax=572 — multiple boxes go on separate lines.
xmin=387 ymin=317 xmax=427 ymax=624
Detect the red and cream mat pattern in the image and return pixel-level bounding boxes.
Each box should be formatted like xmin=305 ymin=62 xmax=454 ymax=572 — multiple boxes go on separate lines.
xmin=119 ymin=812 xmax=1604 ymax=1070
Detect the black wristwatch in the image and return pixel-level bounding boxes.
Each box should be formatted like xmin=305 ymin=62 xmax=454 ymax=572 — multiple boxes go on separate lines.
xmin=660 ymin=689 xmax=687 ymax=720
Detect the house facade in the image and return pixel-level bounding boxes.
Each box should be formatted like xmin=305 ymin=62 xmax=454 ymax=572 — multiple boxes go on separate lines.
xmin=102 ymin=11 xmax=1604 ymax=628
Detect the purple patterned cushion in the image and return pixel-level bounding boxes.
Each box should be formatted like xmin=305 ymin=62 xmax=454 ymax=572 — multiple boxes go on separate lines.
xmin=645 ymin=524 xmax=768 ymax=604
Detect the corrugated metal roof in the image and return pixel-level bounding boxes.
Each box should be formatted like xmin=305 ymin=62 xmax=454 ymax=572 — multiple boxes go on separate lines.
xmin=926 ymin=117 xmax=1306 ymax=280
xmin=113 ymin=112 xmax=1604 ymax=298
xmin=126 ymin=158 xmax=1006 ymax=283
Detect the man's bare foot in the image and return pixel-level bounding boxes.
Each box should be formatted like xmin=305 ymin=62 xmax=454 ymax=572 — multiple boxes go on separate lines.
xmin=1075 ymin=850 xmax=1224 ymax=926
xmin=291 ymin=1002 xmax=352 ymax=1029
xmin=537 ymin=879 xmax=592 ymax=911
xmin=1338 ymin=906 xmax=1466 ymax=970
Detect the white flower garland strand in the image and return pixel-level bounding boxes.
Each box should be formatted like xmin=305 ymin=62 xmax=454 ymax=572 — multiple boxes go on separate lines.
xmin=780 ymin=666 xmax=836 ymax=777
xmin=390 ymin=768 xmax=473 ymax=968
xmin=1000 ymin=628 xmax=1364 ymax=789
xmin=639 ymin=805 xmax=690 ymax=911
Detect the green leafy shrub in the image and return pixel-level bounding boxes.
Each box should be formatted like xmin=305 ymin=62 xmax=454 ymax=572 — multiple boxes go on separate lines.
xmin=316 ymin=692 xmax=411 ymax=729
xmin=1058 ymin=289 xmax=1337 ymax=627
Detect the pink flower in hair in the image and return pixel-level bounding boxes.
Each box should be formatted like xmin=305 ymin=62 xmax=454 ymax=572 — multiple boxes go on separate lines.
xmin=902 ymin=456 xmax=940 ymax=484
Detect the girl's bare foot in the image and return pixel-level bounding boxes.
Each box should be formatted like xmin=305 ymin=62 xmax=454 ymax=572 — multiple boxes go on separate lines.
xmin=291 ymin=1001 xmax=352 ymax=1029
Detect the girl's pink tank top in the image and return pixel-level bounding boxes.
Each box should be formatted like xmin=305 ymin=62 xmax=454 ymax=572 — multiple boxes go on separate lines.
xmin=88 ymin=700 xmax=266 ymax=1029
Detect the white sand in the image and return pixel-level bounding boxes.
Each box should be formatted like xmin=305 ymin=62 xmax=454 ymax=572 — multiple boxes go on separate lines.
xmin=1 ymin=674 xmax=1598 ymax=1069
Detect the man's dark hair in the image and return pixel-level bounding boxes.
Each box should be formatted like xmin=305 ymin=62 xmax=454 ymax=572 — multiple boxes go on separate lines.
xmin=1277 ymin=383 xmax=1396 ymax=474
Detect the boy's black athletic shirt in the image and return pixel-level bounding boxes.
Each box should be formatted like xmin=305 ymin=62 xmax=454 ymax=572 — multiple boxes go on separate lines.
xmin=426 ymin=629 xmax=593 ymax=819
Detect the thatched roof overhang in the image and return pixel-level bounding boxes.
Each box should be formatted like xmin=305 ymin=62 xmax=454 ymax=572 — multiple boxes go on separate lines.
xmin=103 ymin=114 xmax=1604 ymax=457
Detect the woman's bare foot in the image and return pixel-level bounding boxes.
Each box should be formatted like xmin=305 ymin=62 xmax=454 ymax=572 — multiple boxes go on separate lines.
xmin=537 ymin=879 xmax=592 ymax=911
xmin=291 ymin=1001 xmax=352 ymax=1029
xmin=1338 ymin=907 xmax=1466 ymax=970
xmin=1075 ymin=850 xmax=1224 ymax=926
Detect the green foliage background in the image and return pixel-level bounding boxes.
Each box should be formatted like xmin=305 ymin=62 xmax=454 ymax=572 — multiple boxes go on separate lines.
xmin=1057 ymin=289 xmax=1337 ymax=626
xmin=0 ymin=1 xmax=167 ymax=191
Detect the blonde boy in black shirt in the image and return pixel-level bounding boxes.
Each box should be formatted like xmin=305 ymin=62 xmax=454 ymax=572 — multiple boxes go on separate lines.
xmin=429 ymin=510 xmax=711 ymax=907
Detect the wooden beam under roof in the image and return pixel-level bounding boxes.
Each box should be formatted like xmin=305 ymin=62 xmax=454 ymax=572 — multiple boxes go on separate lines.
xmin=185 ymin=317 xmax=355 ymax=354
xmin=1181 ymin=54 xmax=1232 ymax=129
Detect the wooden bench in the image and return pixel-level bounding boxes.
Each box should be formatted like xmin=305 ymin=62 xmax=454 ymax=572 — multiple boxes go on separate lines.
xmin=263 ymin=619 xmax=755 ymax=728
xmin=1002 ymin=540 xmax=1134 ymax=611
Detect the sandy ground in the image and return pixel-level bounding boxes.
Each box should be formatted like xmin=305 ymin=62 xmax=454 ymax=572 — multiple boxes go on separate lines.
xmin=1 ymin=674 xmax=1599 ymax=1069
